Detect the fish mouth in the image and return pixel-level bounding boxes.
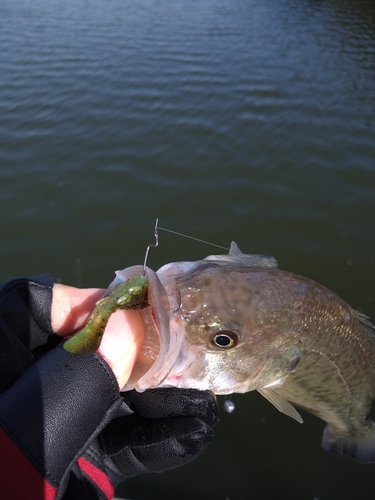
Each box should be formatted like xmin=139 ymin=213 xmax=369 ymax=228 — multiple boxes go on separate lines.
xmin=111 ymin=265 xmax=181 ymax=392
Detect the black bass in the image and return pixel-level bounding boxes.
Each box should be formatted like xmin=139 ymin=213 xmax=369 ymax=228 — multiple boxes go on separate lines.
xmin=107 ymin=242 xmax=375 ymax=463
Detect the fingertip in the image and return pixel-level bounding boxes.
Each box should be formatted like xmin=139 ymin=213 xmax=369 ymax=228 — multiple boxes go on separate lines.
xmin=52 ymin=284 xmax=105 ymax=336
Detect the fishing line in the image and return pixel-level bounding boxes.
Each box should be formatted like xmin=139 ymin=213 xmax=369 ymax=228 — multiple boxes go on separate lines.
xmin=143 ymin=219 xmax=229 ymax=270
xmin=158 ymin=226 xmax=230 ymax=251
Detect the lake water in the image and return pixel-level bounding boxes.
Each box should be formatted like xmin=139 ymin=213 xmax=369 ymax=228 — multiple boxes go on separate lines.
xmin=0 ymin=0 xmax=374 ymax=498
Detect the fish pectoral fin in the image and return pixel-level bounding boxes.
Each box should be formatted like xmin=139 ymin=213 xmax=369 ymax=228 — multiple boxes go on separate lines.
xmin=257 ymin=388 xmax=303 ymax=424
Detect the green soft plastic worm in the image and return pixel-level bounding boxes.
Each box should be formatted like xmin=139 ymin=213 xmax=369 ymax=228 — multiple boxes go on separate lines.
xmin=63 ymin=275 xmax=149 ymax=354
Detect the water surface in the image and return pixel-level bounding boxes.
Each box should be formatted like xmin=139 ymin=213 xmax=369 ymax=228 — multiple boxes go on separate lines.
xmin=0 ymin=0 xmax=374 ymax=498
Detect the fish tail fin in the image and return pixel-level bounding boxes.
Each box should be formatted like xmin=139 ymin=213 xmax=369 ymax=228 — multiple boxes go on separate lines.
xmin=321 ymin=420 xmax=375 ymax=463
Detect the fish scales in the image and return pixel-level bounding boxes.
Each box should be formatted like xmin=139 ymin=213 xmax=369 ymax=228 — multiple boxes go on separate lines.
xmin=103 ymin=242 xmax=375 ymax=463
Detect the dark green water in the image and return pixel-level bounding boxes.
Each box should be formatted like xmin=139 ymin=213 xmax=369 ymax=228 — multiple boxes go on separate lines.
xmin=1 ymin=0 xmax=374 ymax=498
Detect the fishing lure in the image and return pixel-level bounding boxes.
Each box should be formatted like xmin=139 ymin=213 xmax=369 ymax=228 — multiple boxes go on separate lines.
xmin=63 ymin=275 xmax=149 ymax=354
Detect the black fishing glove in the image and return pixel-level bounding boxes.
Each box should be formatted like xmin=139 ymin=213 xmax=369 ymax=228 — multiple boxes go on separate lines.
xmin=0 ymin=274 xmax=219 ymax=498
xmin=98 ymin=388 xmax=219 ymax=478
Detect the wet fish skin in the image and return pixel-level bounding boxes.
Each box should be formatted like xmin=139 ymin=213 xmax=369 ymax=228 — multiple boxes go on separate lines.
xmin=154 ymin=245 xmax=375 ymax=463
xmin=112 ymin=243 xmax=375 ymax=463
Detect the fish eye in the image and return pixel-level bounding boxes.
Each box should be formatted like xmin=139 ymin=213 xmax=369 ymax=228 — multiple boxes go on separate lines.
xmin=211 ymin=330 xmax=239 ymax=349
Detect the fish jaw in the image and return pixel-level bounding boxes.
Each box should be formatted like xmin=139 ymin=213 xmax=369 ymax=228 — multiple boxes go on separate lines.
xmin=107 ymin=265 xmax=181 ymax=391
xmin=155 ymin=348 xmax=255 ymax=394
xmin=155 ymin=337 xmax=301 ymax=395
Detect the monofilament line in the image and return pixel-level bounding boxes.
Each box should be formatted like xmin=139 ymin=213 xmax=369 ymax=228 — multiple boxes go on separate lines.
xmin=158 ymin=226 xmax=229 ymax=251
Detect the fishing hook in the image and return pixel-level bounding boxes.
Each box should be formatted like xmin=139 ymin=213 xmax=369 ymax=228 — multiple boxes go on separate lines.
xmin=143 ymin=218 xmax=159 ymax=274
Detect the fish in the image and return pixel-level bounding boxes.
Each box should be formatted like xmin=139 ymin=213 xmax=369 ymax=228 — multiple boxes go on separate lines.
xmin=106 ymin=242 xmax=375 ymax=464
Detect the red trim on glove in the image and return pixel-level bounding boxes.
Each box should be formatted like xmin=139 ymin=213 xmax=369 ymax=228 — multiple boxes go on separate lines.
xmin=0 ymin=427 xmax=57 ymax=499
xmin=78 ymin=456 xmax=114 ymax=499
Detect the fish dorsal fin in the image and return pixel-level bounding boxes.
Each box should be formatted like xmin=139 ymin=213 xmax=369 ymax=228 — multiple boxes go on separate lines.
xmin=257 ymin=388 xmax=303 ymax=424
xmin=205 ymin=241 xmax=278 ymax=268
xmin=229 ymin=241 xmax=243 ymax=257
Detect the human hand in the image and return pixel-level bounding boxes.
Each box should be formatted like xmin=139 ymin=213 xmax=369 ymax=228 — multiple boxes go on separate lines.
xmin=0 ymin=274 xmax=219 ymax=497
xmin=51 ymin=285 xmax=220 ymax=483
xmin=99 ymin=387 xmax=219 ymax=477
xmin=51 ymin=284 xmax=145 ymax=389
